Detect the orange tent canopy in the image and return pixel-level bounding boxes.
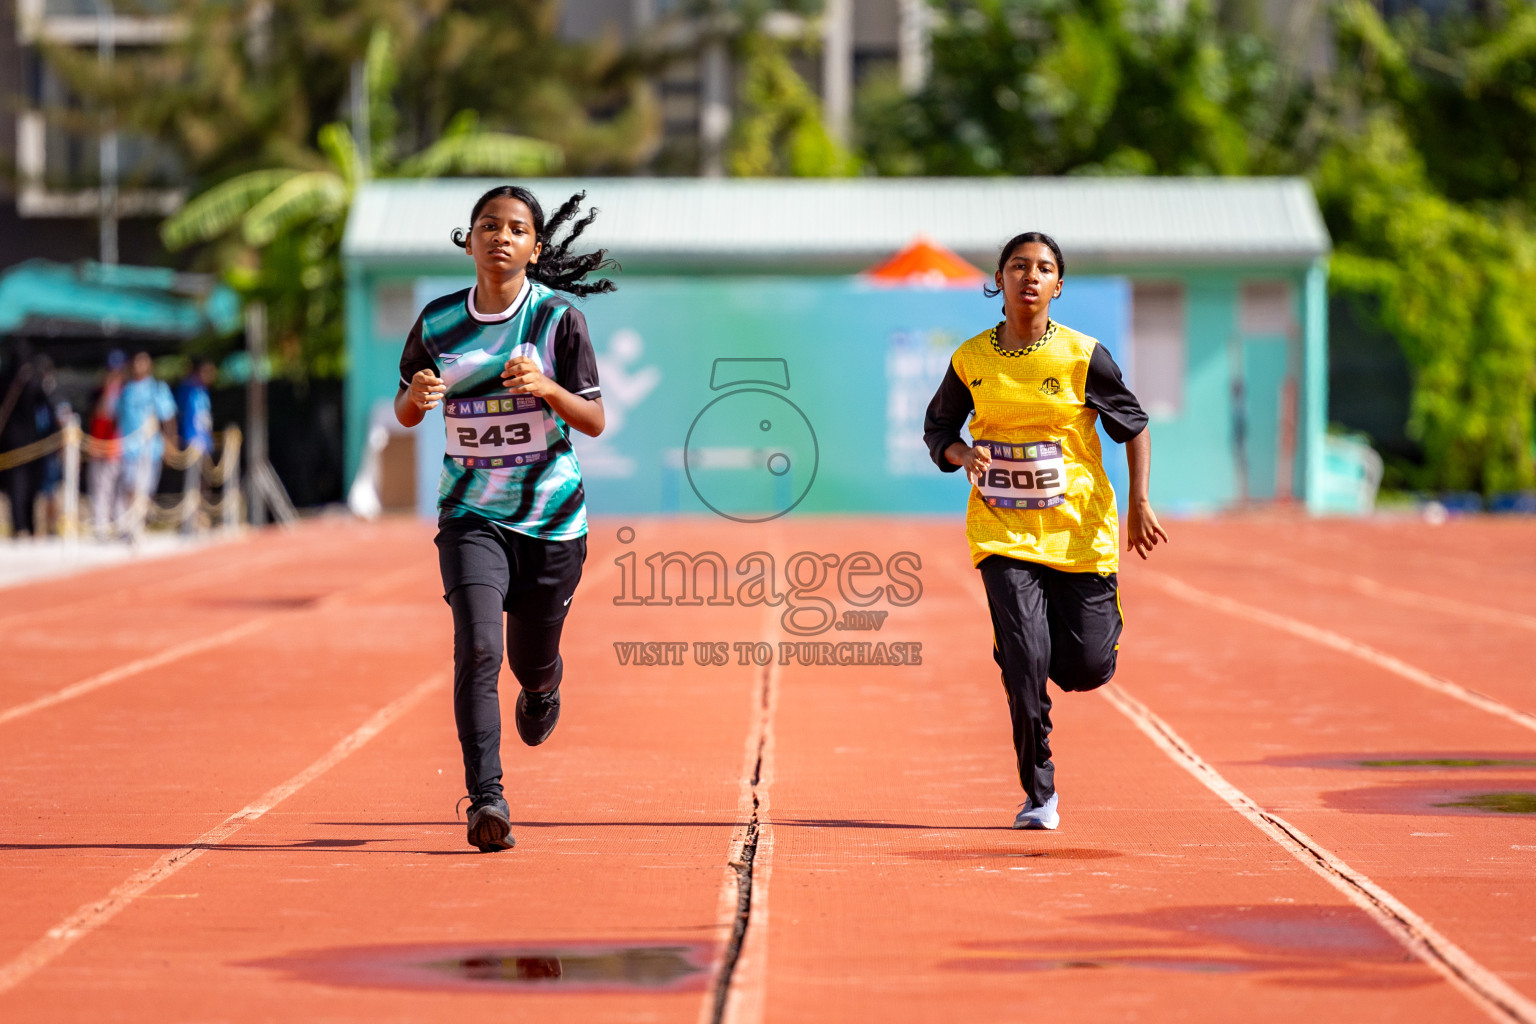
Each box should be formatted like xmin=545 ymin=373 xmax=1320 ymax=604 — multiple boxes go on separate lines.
xmin=861 ymin=235 xmax=987 ymax=286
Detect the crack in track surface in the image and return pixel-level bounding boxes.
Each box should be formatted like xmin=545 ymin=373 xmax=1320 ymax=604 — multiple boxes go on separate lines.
xmin=709 ymin=664 xmax=772 ymax=1024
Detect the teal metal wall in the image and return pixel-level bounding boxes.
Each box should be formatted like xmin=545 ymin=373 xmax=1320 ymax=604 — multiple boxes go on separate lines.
xmin=1114 ymin=266 xmax=1322 ymax=514
xmin=345 ymin=261 xmax=1327 ymax=517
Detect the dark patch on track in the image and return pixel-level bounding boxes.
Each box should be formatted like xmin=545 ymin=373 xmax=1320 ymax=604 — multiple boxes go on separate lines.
xmin=945 ymin=955 xmax=1256 ymax=974
xmin=1360 ymin=758 xmax=1536 ymax=768
xmin=943 ymin=904 xmax=1434 ymax=986
xmin=1322 ymin=779 xmax=1536 ymax=817
xmin=203 ymin=595 xmax=324 ymax=610
xmin=1251 ymin=752 xmax=1536 ymax=772
xmin=902 ymin=846 xmax=1121 ymax=861
xmin=244 ymin=942 xmax=711 ymax=993
xmin=1434 ymin=792 xmax=1536 ymax=814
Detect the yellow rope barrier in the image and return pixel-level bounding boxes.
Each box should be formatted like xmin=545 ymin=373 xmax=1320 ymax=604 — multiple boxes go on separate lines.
xmin=204 ymin=426 xmax=242 ymax=486
xmin=2 ymin=421 xmax=246 ymax=538
xmin=2 ymin=423 xmax=240 ymax=474
xmin=0 ymin=431 xmax=65 ymax=471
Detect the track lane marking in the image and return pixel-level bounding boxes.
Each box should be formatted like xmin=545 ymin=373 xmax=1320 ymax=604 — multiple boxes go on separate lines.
xmin=1141 ymin=570 xmax=1536 ymax=734
xmin=0 ymin=669 xmax=446 ymax=997
xmin=1187 ymin=544 xmax=1536 ymax=634
xmin=942 ymin=555 xmax=1536 ymax=1023
xmin=0 ymin=619 xmax=272 ymax=727
xmin=0 ymin=565 xmax=423 ymax=727
xmin=1100 ymin=684 xmax=1536 ymax=1024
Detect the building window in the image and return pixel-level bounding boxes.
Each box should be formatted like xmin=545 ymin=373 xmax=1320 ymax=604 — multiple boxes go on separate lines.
xmin=1130 ymin=281 xmax=1185 ymax=419
xmin=1240 ymin=281 xmax=1295 ymax=336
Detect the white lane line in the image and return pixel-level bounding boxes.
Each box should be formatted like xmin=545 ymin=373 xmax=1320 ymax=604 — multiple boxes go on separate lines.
xmin=0 ymin=565 xmax=423 ymax=728
xmin=0 ymin=669 xmax=446 ymax=997
xmin=1101 ymin=683 xmax=1536 ymax=1024
xmin=942 ymin=556 xmax=1536 ymax=1022
xmin=1193 ymin=545 xmax=1536 ymax=634
xmin=0 ymin=618 xmax=272 ymax=727
xmin=1142 ymin=571 xmax=1536 ymax=735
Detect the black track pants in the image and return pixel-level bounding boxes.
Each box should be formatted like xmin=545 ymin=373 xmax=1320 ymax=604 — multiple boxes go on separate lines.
xmin=978 ymin=554 xmax=1123 ymax=807
xmin=436 ymin=515 xmax=585 ymax=799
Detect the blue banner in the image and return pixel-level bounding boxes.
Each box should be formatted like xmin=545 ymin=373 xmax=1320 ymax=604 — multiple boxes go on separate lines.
xmin=411 ymin=277 xmax=1130 ymax=519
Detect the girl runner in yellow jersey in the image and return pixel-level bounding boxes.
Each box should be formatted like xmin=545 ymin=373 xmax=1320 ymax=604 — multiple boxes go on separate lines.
xmin=923 ymin=231 xmax=1168 ymax=830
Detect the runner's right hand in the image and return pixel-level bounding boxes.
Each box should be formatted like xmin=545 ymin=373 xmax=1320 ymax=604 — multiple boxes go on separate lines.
xmin=963 ymin=444 xmax=992 ymax=487
xmin=407 ymin=369 xmax=446 ymax=412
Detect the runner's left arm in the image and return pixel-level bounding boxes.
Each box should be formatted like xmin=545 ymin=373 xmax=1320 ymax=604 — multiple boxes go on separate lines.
xmin=501 ymin=307 xmax=605 ymax=437
xmin=1085 ymin=345 xmax=1168 ymax=558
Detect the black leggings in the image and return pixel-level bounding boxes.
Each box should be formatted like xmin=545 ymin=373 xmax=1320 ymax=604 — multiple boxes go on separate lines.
xmin=979 ymin=555 xmax=1123 ymax=807
xmin=448 ymin=583 xmax=567 ymax=799
xmin=436 ymin=515 xmax=586 ymax=799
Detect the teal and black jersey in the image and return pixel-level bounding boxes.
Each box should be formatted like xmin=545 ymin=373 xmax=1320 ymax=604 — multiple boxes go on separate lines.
xmin=398 ymin=279 xmax=602 ymax=540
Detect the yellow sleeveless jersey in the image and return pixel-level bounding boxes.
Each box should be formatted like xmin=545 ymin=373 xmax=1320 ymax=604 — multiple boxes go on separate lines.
xmin=923 ymin=321 xmax=1147 ymax=573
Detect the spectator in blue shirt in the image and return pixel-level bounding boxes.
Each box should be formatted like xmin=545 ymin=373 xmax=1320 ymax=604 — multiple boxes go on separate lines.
xmin=117 ymin=351 xmax=177 ymax=539
xmin=174 ymin=359 xmax=216 ymax=532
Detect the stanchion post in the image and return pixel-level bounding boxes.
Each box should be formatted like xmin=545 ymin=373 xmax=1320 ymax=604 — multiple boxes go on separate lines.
xmin=245 ymin=302 xmax=268 ymax=526
xmin=224 ymin=427 xmax=242 ymax=535
xmin=61 ymin=413 xmax=81 ymax=543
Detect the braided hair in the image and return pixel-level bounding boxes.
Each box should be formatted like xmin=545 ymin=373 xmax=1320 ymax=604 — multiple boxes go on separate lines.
xmin=450 ymin=185 xmax=618 ymax=297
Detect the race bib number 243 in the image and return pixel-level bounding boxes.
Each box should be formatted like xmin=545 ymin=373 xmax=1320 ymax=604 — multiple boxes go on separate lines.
xmin=974 ymin=439 xmax=1067 ymax=510
xmin=445 ymin=395 xmax=549 ymax=468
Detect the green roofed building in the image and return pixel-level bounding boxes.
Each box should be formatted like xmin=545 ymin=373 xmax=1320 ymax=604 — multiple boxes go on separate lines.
xmin=342 ymin=177 xmax=1332 ymax=518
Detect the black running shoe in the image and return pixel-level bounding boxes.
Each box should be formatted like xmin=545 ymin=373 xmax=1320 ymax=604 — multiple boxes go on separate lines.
xmin=463 ymin=793 xmax=514 ymax=852
xmin=515 ymin=686 xmax=561 ymax=746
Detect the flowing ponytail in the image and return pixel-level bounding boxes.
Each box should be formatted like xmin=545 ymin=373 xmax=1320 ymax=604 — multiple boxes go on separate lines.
xmin=451 ymin=185 xmax=619 ymax=297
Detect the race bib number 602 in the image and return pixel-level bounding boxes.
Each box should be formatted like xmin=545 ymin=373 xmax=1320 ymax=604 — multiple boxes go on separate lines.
xmin=974 ymin=439 xmax=1067 ymax=510
xmin=444 ymin=395 xmax=549 ymax=468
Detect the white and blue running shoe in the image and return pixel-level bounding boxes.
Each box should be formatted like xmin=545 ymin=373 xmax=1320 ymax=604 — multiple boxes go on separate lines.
xmin=1012 ymin=793 xmax=1060 ymax=830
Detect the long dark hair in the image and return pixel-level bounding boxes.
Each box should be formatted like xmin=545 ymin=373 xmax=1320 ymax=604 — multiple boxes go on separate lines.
xmin=983 ymin=231 xmax=1066 ymax=300
xmin=450 ymin=185 xmax=618 ymax=297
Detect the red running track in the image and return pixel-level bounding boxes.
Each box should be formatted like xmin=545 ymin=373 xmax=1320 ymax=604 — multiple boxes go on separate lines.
xmin=0 ymin=514 xmax=1532 ymax=1023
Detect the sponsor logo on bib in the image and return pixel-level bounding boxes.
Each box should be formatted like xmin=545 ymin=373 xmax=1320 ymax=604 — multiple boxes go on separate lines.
xmin=974 ymin=438 xmax=1068 ymax=510
xmin=445 ymin=394 xmax=550 ymax=468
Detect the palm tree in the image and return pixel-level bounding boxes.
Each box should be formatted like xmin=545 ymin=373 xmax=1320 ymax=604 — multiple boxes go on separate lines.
xmin=159 ymin=28 xmax=564 ymax=377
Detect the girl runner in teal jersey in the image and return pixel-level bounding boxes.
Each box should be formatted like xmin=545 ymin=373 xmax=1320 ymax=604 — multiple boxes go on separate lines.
xmin=395 ymin=185 xmax=615 ymax=852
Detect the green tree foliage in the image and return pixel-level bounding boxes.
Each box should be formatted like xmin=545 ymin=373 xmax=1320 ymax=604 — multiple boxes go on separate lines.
xmin=858 ymin=0 xmax=1310 ymax=176
xmin=154 ymin=31 xmax=561 ymax=379
xmin=402 ymin=0 xmax=659 ymax=172
xmin=728 ymin=32 xmax=858 ymax=176
xmin=1338 ymin=0 xmax=1536 ymax=209
xmin=45 ymin=1 xmax=655 ymax=377
xmin=1318 ymin=2 xmax=1536 ymax=493
xmin=860 ymin=0 xmax=1536 ymax=494
xmin=46 ymin=0 xmax=654 ymax=182
xmin=155 ymin=109 xmax=562 ymax=380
